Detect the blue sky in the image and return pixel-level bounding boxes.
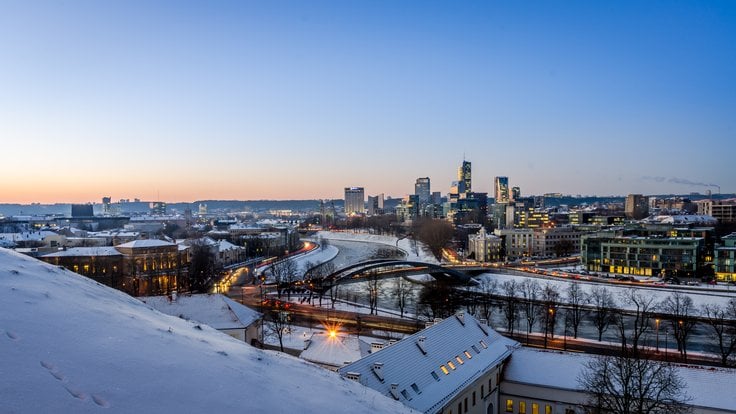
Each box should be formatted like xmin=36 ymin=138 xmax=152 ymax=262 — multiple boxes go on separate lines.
xmin=1 ymin=1 xmax=734 ymax=202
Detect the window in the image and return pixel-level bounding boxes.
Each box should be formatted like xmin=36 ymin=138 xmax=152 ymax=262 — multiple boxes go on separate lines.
xmin=456 ymin=356 xmax=464 ymax=365
xmin=441 ymin=365 xmax=449 ymax=375
xmin=480 ymin=340 xmax=488 ymax=349
xmin=565 ymin=409 xmax=575 ymax=414
xmin=545 ymin=405 xmax=552 ymax=414
xmin=459 ymin=402 xmax=462 ymax=413
xmin=481 ymin=385 xmax=484 ymax=398
xmin=532 ymin=403 xmax=539 ymax=414
xmin=464 ymin=398 xmax=468 ymax=413
xmin=472 ymin=345 xmax=480 ymax=354
xmin=464 ymin=350 xmax=473 ymax=359
xmin=401 ymin=389 xmax=410 ymax=400
xmin=411 ymin=383 xmax=420 ymax=394
xmin=519 ymin=401 xmax=526 ymax=414
xmin=447 ymin=361 xmax=456 ymax=370
xmin=506 ymin=399 xmax=514 ymax=412
xmin=472 ymin=391 xmax=476 ymax=406
xmin=431 ymin=371 xmax=440 ymax=381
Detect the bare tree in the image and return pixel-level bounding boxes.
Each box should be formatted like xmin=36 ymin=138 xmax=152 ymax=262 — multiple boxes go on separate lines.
xmin=616 ymin=289 xmax=656 ymax=356
xmin=520 ymin=279 xmax=542 ymax=343
xmin=567 ymin=281 xmax=588 ymax=338
xmin=271 ymin=257 xmax=297 ymax=299
xmin=541 ymin=283 xmax=560 ymax=348
xmin=328 ymin=282 xmax=340 ymax=309
xmin=702 ymin=299 xmax=736 ymax=366
xmin=392 ymin=276 xmax=413 ymax=318
xmin=578 ymin=353 xmax=691 ymax=414
xmin=188 ymin=239 xmax=218 ymax=293
xmin=366 ymin=271 xmax=382 ymax=315
xmin=660 ymin=291 xmax=697 ymax=360
xmin=590 ymin=286 xmax=617 ymax=342
xmin=264 ymin=307 xmax=291 ymax=353
xmin=476 ymin=278 xmax=498 ymax=324
xmin=501 ymin=280 xmax=520 ymax=335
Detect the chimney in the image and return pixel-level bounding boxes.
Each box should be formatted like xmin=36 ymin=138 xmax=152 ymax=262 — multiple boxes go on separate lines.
xmin=346 ymin=372 xmax=361 ymax=382
xmin=390 ymin=383 xmax=400 ymax=400
xmin=171 ymin=290 xmax=177 ymax=302
xmin=456 ymin=311 xmax=465 ymax=325
xmin=416 ymin=336 xmax=427 ymax=355
xmin=371 ymin=342 xmax=385 ymax=353
xmin=372 ymin=362 xmax=385 ymax=381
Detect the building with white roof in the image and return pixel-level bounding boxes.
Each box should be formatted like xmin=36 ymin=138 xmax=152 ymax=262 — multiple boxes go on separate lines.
xmin=339 ymin=312 xmax=519 ymax=414
xmin=140 ymin=294 xmax=261 ymax=345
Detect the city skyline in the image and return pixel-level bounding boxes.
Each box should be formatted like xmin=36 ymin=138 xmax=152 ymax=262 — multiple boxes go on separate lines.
xmin=2 ymin=1 xmax=735 ymax=203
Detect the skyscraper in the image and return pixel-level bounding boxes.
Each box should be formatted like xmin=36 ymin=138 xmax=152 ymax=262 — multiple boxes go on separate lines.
xmin=344 ymin=187 xmax=365 ymax=216
xmin=458 ymin=161 xmax=471 ymax=196
xmin=511 ymin=186 xmax=521 ymax=201
xmin=495 ymin=176 xmax=509 ymax=203
xmin=415 ymin=177 xmax=431 ymax=204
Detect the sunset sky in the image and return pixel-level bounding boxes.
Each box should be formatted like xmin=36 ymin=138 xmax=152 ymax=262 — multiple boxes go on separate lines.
xmin=1 ymin=1 xmax=735 ymax=203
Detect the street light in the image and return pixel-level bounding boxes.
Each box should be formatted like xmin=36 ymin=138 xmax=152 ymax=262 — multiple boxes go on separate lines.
xmin=655 ymin=318 xmax=660 ymax=353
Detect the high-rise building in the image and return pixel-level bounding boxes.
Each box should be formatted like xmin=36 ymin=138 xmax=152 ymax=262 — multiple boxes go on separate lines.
xmin=367 ymin=194 xmax=385 ymax=216
xmin=344 ymin=187 xmax=365 ymax=216
xmin=511 ymin=187 xmax=521 ymax=201
xmin=625 ymin=194 xmax=649 ymax=220
xmin=495 ymin=176 xmax=509 ymax=203
xmin=150 ymin=201 xmax=167 ymax=216
xmin=101 ymin=196 xmax=112 ymax=215
xmin=415 ymin=177 xmax=431 ymax=204
xmin=458 ymin=161 xmax=471 ymax=196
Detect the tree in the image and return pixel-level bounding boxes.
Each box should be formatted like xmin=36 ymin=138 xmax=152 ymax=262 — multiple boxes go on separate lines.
xmin=520 ymin=279 xmax=542 ymax=343
xmin=578 ymin=353 xmax=691 ymax=414
xmin=589 ymin=286 xmax=617 ymax=342
xmin=413 ymin=218 xmax=455 ymax=259
xmin=553 ymin=239 xmax=575 ymax=257
xmin=188 ymin=240 xmax=218 ymax=293
xmin=702 ymin=299 xmax=736 ymax=366
xmin=392 ymin=276 xmax=413 ymax=318
xmin=541 ymin=283 xmax=560 ymax=348
xmin=366 ymin=271 xmax=382 ymax=315
xmin=271 ymin=257 xmax=297 ymax=299
xmin=659 ymin=291 xmax=696 ymax=360
xmin=476 ymin=278 xmax=498 ymax=324
xmin=264 ymin=306 xmax=291 ymax=352
xmin=567 ymin=281 xmax=588 ymax=338
xmin=417 ymin=280 xmax=463 ymax=319
xmin=616 ymin=289 xmax=656 ymax=356
xmin=501 ymin=280 xmax=520 ymax=335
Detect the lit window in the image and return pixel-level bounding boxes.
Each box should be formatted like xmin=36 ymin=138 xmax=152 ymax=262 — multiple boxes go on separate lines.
xmin=545 ymin=405 xmax=552 ymax=414
xmin=441 ymin=365 xmax=449 ymax=375
xmin=447 ymin=361 xmax=456 ymax=370
xmin=464 ymin=351 xmax=472 ymax=359
xmin=532 ymin=403 xmax=539 ymax=414
xmin=519 ymin=401 xmax=526 ymax=414
xmin=456 ymin=356 xmax=464 ymax=365
xmin=506 ymin=399 xmax=514 ymax=412
xmin=480 ymin=340 xmax=488 ymax=349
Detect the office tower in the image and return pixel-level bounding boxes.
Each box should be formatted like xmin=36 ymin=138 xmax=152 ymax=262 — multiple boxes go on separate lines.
xmin=495 ymin=176 xmax=509 ymax=203
xmin=458 ymin=161 xmax=471 ymax=196
xmin=150 ymin=201 xmax=167 ymax=216
xmin=367 ymin=193 xmax=385 ymax=216
xmin=511 ymin=186 xmax=521 ymax=201
xmin=431 ymin=192 xmax=442 ymax=205
xmin=415 ymin=177 xmax=431 ymax=204
xmin=625 ymin=194 xmax=649 ymax=220
xmin=344 ymin=187 xmax=365 ymax=216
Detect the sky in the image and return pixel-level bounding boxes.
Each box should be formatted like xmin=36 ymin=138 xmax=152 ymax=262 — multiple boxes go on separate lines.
xmin=1 ymin=1 xmax=735 ymax=203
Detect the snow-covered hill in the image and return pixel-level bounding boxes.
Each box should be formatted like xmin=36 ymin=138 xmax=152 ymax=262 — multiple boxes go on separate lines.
xmin=0 ymin=248 xmax=417 ymax=413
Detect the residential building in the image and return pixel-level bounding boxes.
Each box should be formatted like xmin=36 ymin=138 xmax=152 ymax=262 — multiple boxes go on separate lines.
xmin=494 ymin=228 xmax=534 ymax=259
xmin=339 ymin=312 xmax=519 ymax=414
xmin=715 ymin=233 xmax=736 ymax=282
xmin=345 ymin=187 xmax=366 ymax=216
xmin=624 ymin=194 xmax=649 ymax=220
xmin=368 ymin=194 xmax=385 ymax=216
xmin=581 ymin=234 xmax=709 ymax=277
xmin=696 ymin=198 xmax=736 ymax=223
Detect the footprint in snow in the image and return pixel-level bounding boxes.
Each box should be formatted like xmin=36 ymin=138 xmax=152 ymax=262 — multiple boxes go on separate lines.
xmin=6 ymin=331 xmax=19 ymax=341
xmin=64 ymin=384 xmax=87 ymax=400
xmin=92 ymin=394 xmax=110 ymax=408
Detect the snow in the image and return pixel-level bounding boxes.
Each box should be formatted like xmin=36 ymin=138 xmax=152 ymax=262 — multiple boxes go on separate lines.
xmin=115 ymin=239 xmax=175 ymax=248
xmin=42 ymin=247 xmax=122 ymax=257
xmin=316 ymin=231 xmax=438 ymax=264
xmin=140 ymin=294 xmax=260 ymax=330
xmin=0 ymin=248 xmax=418 ymax=414
xmin=292 ymin=244 xmax=340 ymax=276
xmin=505 ymin=347 xmax=736 ymax=411
xmin=476 ymin=272 xmax=736 ymax=314
xmin=300 ymin=332 xmax=371 ymax=368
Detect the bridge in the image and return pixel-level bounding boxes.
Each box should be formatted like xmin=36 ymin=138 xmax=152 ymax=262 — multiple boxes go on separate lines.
xmin=309 ymin=259 xmax=477 ymax=292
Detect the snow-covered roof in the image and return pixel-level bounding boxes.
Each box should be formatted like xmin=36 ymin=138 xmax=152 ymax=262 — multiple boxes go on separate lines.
xmin=217 ymin=240 xmax=241 ymax=252
xmin=140 ymin=294 xmax=260 ymax=330
xmin=644 ymin=215 xmax=717 ymax=225
xmin=504 ymin=348 xmax=736 ymax=412
xmin=42 ymin=247 xmax=122 ymax=258
xmin=301 ymin=332 xmax=371 ymax=367
xmin=339 ymin=312 xmax=519 ymax=413
xmin=0 ymin=248 xmax=417 ymax=414
xmin=115 ymin=239 xmax=175 ymax=249
xmin=0 ymin=231 xmax=57 ymax=242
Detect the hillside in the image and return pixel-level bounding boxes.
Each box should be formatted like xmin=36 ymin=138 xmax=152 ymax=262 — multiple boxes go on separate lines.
xmin=0 ymin=248 xmax=416 ymax=413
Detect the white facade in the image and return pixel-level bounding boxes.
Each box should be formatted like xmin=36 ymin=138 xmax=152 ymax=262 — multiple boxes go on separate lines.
xmin=468 ymin=227 xmax=503 ymax=262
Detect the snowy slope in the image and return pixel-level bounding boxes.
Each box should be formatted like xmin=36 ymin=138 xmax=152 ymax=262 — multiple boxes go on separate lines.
xmin=317 ymin=231 xmax=438 ymax=263
xmin=0 ymin=248 xmax=417 ymax=414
